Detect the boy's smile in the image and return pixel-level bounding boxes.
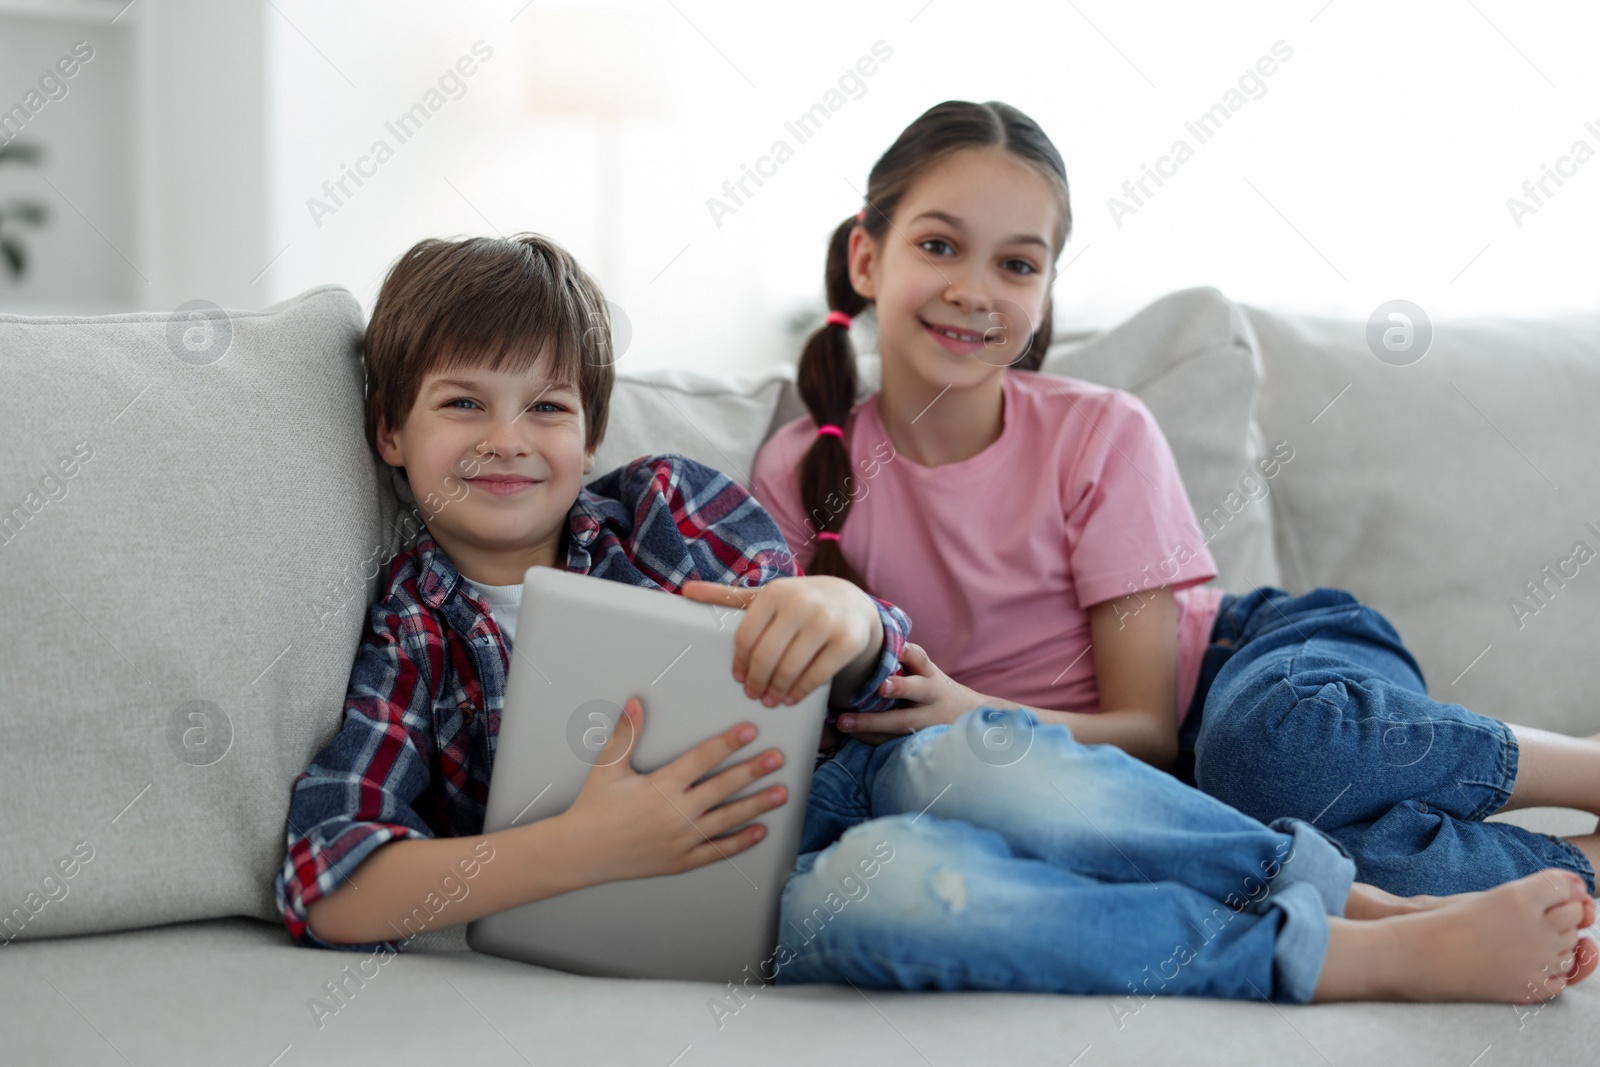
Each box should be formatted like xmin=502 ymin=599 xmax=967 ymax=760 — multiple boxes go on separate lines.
xmin=375 ymin=353 xmax=596 ymax=586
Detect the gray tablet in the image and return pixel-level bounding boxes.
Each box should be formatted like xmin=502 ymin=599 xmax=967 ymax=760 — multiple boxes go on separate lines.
xmin=466 ymin=566 xmax=830 ymax=982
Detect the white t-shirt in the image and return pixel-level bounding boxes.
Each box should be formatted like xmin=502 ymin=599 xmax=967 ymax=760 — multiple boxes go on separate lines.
xmin=463 ymin=578 xmax=524 ymax=646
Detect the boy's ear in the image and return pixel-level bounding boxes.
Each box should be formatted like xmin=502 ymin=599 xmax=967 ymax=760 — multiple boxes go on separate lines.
xmin=583 ymin=448 xmax=596 ymax=475
xmin=847 ymin=226 xmax=878 ymax=301
xmin=375 ymin=414 xmax=404 ymax=467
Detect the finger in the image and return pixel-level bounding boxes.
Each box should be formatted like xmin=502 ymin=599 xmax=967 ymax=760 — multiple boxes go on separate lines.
xmin=877 ymin=671 xmax=933 ymax=704
xmin=660 ymin=718 xmax=760 ymax=790
xmin=781 ymin=642 xmax=842 ymax=705
xmin=698 ymin=781 xmax=789 ymax=839
xmin=743 ymin=609 xmax=807 ymax=702
xmin=687 ymin=744 xmax=784 ymax=808
xmin=900 ymin=642 xmax=941 ymax=679
xmin=731 ymin=585 xmax=782 ymax=685
xmin=679 ymin=580 xmax=755 ymax=608
xmin=589 ymin=696 xmax=642 ymax=776
xmin=680 ymin=822 xmax=769 ymax=870
xmin=767 ymin=622 xmax=833 ymax=703
xmin=837 ymin=708 xmax=923 ymax=735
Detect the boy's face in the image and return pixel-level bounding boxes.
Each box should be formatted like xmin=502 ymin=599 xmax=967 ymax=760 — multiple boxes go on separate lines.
xmin=376 ymin=350 xmax=596 ymax=584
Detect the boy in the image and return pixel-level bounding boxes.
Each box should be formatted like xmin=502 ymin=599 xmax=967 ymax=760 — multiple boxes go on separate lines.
xmin=275 ymin=234 xmax=910 ymax=949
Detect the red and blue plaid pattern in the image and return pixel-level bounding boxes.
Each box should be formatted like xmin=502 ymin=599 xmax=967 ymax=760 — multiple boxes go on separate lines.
xmin=274 ymin=453 xmax=910 ymax=950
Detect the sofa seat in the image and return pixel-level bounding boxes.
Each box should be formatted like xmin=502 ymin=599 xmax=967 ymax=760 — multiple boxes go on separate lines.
xmin=3 ymin=904 xmax=1596 ymax=1067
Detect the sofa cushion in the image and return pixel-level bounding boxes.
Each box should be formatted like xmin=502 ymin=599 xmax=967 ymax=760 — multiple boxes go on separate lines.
xmin=2 ymin=914 xmax=1594 ymax=1066
xmin=0 ymin=286 xmax=404 ymax=939
xmin=589 ymin=365 xmax=795 ymax=490
xmin=1249 ymin=305 xmax=1600 ymax=737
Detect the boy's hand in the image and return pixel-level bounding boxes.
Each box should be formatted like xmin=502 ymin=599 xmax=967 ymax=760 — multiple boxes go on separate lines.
xmin=836 ymin=642 xmax=990 ymax=745
xmin=681 ymin=576 xmax=881 ymax=707
xmin=561 ymin=696 xmax=788 ymax=884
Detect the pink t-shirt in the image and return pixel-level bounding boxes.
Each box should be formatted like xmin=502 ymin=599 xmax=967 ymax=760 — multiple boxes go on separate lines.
xmin=749 ymin=369 xmax=1226 ymax=725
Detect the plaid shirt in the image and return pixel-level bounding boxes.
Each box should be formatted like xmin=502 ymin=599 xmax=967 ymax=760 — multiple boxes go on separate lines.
xmin=274 ymin=453 xmax=910 ymax=950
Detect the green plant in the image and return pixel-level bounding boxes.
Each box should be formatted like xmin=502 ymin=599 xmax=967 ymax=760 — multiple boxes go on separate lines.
xmin=0 ymin=142 xmax=49 ymax=282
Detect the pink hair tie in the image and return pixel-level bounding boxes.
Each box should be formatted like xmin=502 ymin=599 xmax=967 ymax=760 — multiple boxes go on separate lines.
xmin=815 ymin=424 xmax=844 ymax=439
xmin=824 ymin=310 xmax=853 ymax=329
xmin=816 ymin=531 xmax=841 ymax=542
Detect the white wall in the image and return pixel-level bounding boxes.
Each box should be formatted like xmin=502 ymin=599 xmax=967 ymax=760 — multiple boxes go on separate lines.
xmin=0 ymin=0 xmax=273 ymax=315
xmin=0 ymin=3 xmax=135 ymax=314
xmin=4 ymin=0 xmax=1597 ymax=376
xmin=258 ymin=0 xmax=1600 ymax=376
xmin=133 ymin=0 xmax=270 ymax=314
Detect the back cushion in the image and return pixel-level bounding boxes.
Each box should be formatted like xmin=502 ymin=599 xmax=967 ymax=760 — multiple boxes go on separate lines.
xmin=0 ymin=286 xmax=403 ymax=938
xmin=1249 ymin=306 xmax=1600 ymax=737
xmin=1041 ymin=287 xmax=1280 ymax=594
xmin=588 ymin=366 xmax=794 ymax=491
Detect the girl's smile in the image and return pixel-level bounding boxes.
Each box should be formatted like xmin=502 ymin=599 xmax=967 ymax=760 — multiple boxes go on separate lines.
xmin=920 ymin=316 xmax=988 ymax=355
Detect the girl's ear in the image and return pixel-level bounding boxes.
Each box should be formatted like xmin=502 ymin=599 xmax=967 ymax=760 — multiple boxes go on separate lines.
xmin=846 ymin=225 xmax=878 ymax=301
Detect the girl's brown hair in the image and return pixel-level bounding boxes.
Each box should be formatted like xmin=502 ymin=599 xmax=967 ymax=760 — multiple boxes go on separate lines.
xmin=794 ymin=100 xmax=1072 ymax=591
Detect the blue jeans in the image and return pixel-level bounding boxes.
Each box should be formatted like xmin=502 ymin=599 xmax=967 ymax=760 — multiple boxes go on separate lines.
xmin=1184 ymin=585 xmax=1595 ymax=896
xmin=773 ymin=705 xmax=1357 ymax=1003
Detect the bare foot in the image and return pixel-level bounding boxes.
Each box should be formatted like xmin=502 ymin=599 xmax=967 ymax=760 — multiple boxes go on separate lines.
xmin=1344 ymin=882 xmax=1458 ymax=919
xmin=1316 ymin=869 xmax=1598 ymax=1003
xmin=1345 ymin=876 xmax=1596 ymax=929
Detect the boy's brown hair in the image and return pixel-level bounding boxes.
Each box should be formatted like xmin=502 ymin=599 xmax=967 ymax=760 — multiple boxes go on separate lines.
xmin=363 ymin=233 xmax=617 ymax=468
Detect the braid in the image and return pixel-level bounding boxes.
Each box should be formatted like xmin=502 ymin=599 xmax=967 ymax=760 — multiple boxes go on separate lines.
xmin=794 ymin=216 xmax=872 ymax=592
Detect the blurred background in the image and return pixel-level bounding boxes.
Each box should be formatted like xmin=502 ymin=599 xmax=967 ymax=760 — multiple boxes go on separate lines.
xmin=0 ymin=0 xmax=1595 ymax=375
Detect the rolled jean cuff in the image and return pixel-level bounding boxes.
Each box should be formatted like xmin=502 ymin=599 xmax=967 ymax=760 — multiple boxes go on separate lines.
xmin=1267 ymin=880 xmax=1334 ymax=1004
xmin=1473 ymin=717 xmax=1520 ymax=820
xmin=1266 ymin=817 xmax=1357 ymax=919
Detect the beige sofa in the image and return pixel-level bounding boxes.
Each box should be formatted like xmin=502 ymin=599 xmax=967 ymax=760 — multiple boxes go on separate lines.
xmin=3 ymin=285 xmax=1597 ymax=1065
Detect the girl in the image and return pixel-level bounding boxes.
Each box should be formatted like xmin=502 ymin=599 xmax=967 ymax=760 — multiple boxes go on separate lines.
xmin=741 ymin=99 xmax=1598 ymax=1001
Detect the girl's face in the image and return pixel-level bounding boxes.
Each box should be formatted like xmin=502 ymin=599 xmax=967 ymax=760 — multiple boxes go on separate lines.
xmin=848 ymin=146 xmax=1060 ymax=393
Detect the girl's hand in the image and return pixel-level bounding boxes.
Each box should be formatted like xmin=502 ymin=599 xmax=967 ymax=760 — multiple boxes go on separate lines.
xmin=681 ymin=576 xmax=881 ymax=707
xmin=836 ymin=642 xmax=991 ymax=745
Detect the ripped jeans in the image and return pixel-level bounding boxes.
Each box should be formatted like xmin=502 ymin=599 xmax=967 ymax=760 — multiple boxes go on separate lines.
xmin=771 ymin=706 xmax=1357 ymax=1004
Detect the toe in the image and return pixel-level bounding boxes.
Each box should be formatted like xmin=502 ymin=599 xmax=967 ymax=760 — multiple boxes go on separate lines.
xmin=1562 ymin=937 xmax=1599 ymax=984
xmin=1553 ymin=869 xmax=1586 ymax=896
xmin=1550 ymin=898 xmax=1587 ymax=934
xmin=1526 ymin=870 xmax=1583 ymax=911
